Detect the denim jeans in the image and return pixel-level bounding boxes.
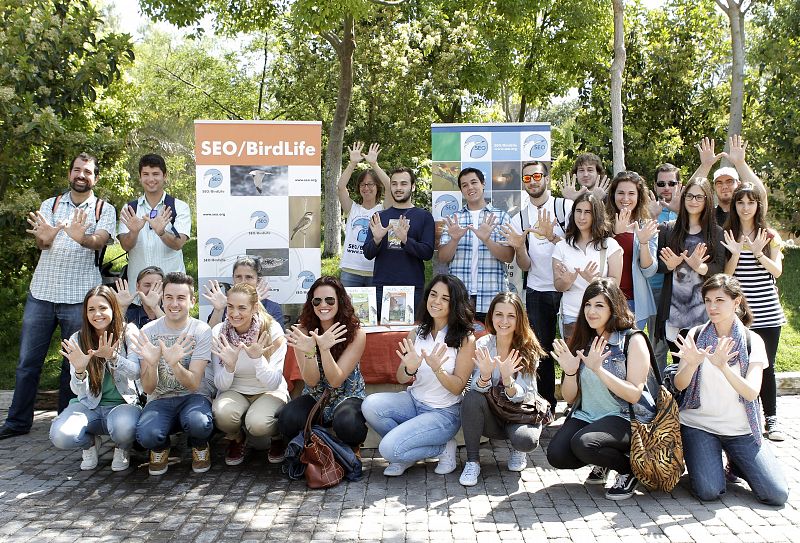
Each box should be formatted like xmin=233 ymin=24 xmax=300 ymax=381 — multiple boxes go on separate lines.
xmin=362 ymin=390 xmax=461 ymax=463
xmin=3 ymin=293 xmax=82 ymax=432
xmin=525 ymin=289 xmax=561 ymax=410
xmin=135 ymin=394 xmax=213 ymax=450
xmin=681 ymin=424 xmax=788 ymax=505
xmin=50 ymin=402 xmax=141 ymax=450
xmin=340 ymin=270 xmax=373 ymax=288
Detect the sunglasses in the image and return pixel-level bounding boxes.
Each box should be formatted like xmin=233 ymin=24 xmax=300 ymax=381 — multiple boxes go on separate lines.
xmin=312 ymin=296 xmax=337 ymax=307
xmin=656 ymin=181 xmax=678 ymax=188
xmin=522 ymin=173 xmax=544 ymax=183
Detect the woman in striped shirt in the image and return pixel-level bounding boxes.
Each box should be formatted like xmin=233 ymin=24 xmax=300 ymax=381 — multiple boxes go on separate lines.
xmin=721 ymin=183 xmax=786 ymax=441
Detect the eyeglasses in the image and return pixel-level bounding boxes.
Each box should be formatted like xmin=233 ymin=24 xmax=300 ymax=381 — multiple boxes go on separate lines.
xmin=656 ymin=181 xmax=678 ymax=188
xmin=311 ymin=297 xmax=337 ymax=307
xmin=685 ymin=193 xmax=707 ymax=202
xmin=522 ymin=173 xmax=544 ymax=183
xmin=360 ymin=183 xmax=377 ymax=188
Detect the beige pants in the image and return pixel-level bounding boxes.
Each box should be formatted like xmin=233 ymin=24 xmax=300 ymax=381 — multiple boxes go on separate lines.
xmin=212 ymin=390 xmax=286 ymax=439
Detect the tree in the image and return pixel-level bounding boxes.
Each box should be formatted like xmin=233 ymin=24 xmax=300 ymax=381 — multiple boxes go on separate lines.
xmin=611 ymin=0 xmax=626 ymax=174
xmin=715 ymin=0 xmax=753 ymax=144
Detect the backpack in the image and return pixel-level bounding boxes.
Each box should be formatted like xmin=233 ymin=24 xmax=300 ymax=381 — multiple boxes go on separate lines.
xmin=51 ymin=193 xmax=107 ymax=268
xmin=518 ymin=197 xmax=568 ymax=287
xmin=128 ymin=194 xmax=180 ymax=237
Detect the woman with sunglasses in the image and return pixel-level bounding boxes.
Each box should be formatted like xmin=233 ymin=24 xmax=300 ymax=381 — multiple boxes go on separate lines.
xmin=277 ymin=276 xmax=368 ymax=449
xmin=459 ymin=292 xmax=545 ymax=486
xmin=337 ymin=142 xmax=394 ymax=287
xmin=721 ymin=184 xmax=787 ymax=441
xmin=204 ymin=256 xmax=284 ymax=330
xmin=604 ymin=171 xmax=660 ymax=330
xmin=553 ymin=193 xmax=622 ymax=342
xmin=670 ymin=274 xmax=787 ymax=505
xmin=547 ymin=278 xmax=657 ymax=501
xmin=655 ymin=178 xmax=726 ymax=360
xmin=49 ymin=285 xmax=142 ymax=471
xmin=361 ymin=274 xmax=476 ymax=476
xmin=211 ymin=283 xmax=288 ymax=466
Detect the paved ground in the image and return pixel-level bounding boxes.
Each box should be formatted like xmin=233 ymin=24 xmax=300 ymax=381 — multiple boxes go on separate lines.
xmin=0 ymin=393 xmax=799 ymax=542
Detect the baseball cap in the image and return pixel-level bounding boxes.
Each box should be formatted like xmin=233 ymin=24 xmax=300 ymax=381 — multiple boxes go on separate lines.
xmin=712 ymin=167 xmax=739 ymax=181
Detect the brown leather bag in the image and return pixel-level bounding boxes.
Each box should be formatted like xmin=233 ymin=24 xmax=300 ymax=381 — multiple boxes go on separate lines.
xmin=300 ymin=390 xmax=344 ymax=489
xmin=486 ymin=384 xmax=554 ymax=426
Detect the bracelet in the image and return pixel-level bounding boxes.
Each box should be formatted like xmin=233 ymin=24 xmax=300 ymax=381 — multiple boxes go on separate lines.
xmin=403 ymin=365 xmax=418 ymax=377
xmin=435 ymin=366 xmax=448 ymax=376
xmin=477 ymin=376 xmax=491 ymax=387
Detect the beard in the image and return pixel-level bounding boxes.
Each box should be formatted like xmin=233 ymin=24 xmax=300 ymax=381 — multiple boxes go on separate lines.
xmin=393 ymin=190 xmax=412 ymax=204
xmin=70 ymin=177 xmax=91 ymax=193
xmin=524 ymin=183 xmax=546 ymax=199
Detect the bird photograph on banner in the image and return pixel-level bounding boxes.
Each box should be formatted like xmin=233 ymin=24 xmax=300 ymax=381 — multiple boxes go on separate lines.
xmin=288 ymin=196 xmax=321 ymax=249
xmin=229 ymin=165 xmax=288 ymax=196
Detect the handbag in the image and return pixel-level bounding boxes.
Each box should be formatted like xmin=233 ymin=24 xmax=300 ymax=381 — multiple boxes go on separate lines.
xmin=486 ymin=383 xmax=554 ymax=426
xmin=624 ymin=331 xmax=684 ymax=492
xmin=300 ymin=390 xmax=344 ymax=489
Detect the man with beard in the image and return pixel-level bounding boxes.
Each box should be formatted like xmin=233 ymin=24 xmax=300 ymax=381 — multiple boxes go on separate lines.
xmin=0 ymin=152 xmax=117 ymax=439
xmin=558 ymin=153 xmax=610 ymax=200
xmin=499 ymin=161 xmax=572 ymax=412
xmin=363 ymin=166 xmax=434 ymax=318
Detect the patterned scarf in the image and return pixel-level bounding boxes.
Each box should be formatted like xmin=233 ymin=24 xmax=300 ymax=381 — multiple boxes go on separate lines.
xmin=681 ymin=317 xmax=761 ymax=445
xmin=220 ymin=312 xmax=262 ymax=349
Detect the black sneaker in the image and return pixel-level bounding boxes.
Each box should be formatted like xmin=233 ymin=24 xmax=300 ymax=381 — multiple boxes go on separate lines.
xmin=605 ymin=473 xmax=638 ymax=501
xmin=585 ymin=465 xmax=609 ymax=485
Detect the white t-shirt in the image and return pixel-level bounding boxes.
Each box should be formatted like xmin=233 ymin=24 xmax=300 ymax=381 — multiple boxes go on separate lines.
xmin=679 ymin=325 xmax=768 ymax=436
xmin=340 ymin=202 xmax=383 ymax=273
xmin=552 ymin=237 xmax=622 ymax=318
xmin=408 ymin=327 xmax=461 ymax=408
xmin=469 ymin=209 xmax=481 ymax=295
xmin=512 ymin=196 xmax=573 ymax=291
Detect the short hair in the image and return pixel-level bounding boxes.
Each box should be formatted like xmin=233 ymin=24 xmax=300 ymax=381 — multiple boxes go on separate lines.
xmin=70 ymin=152 xmax=99 ymax=176
xmin=163 ymin=271 xmax=194 ymax=294
xmin=354 ymin=170 xmax=383 ymax=202
xmin=457 ymin=167 xmax=485 ymax=187
xmin=654 ymin=163 xmax=681 ymax=184
xmin=232 ymin=256 xmax=261 ymax=277
xmin=521 ymin=161 xmax=550 ymax=177
xmin=571 ymin=153 xmax=605 ymax=177
xmin=136 ymin=266 xmax=165 ymax=283
xmin=139 ymin=154 xmax=168 ymax=175
xmin=389 ymin=166 xmax=417 ymax=185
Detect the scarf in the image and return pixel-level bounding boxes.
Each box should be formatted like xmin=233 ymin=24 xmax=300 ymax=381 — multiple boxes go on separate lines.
xmin=220 ymin=312 xmax=262 ymax=352
xmin=681 ymin=317 xmax=761 ymax=445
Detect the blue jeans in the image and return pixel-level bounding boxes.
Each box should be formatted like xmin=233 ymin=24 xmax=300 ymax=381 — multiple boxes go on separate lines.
xmin=681 ymin=424 xmax=788 ymax=505
xmin=525 ymin=289 xmax=561 ymax=410
xmin=362 ymin=391 xmax=461 ymax=463
xmin=340 ymin=270 xmax=373 ymax=288
xmin=50 ymin=402 xmax=141 ymax=450
xmin=136 ymin=394 xmax=213 ymax=450
xmin=3 ymin=293 xmax=82 ymax=432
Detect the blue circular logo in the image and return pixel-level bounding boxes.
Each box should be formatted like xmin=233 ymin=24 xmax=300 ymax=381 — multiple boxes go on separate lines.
xmin=353 ymin=217 xmax=370 ymax=243
xmin=435 ymin=194 xmax=460 ymax=218
xmin=464 ymin=135 xmax=489 ymax=159
xmin=524 ymin=134 xmax=548 ymax=159
xmin=204 ymin=168 xmax=223 ymax=188
xmin=250 ymin=211 xmax=270 ymax=230
xmin=298 ymin=271 xmax=316 ymax=289
xmin=205 ymin=238 xmax=224 ymax=257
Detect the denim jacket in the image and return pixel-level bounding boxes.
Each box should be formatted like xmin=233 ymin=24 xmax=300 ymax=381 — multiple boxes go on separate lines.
xmin=575 ymin=329 xmax=656 ymax=423
xmin=470 ymin=334 xmax=536 ymax=403
xmin=630 ymin=232 xmax=658 ymax=324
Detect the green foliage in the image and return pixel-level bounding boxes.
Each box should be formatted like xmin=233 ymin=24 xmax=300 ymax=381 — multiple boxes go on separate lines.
xmin=776 ymin=248 xmax=800 ymax=372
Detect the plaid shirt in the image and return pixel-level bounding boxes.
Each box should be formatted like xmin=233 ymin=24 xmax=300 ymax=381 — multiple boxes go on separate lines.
xmin=29 ymin=192 xmax=117 ymax=304
xmin=439 ymin=204 xmax=510 ymax=312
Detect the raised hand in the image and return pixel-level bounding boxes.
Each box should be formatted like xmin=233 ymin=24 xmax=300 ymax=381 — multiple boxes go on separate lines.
xmin=256 ymin=277 xmax=270 ymax=300
xmin=129 ymin=330 xmax=162 ymax=367
xmin=60 ymin=338 xmax=91 ymax=374
xmin=498 ymin=223 xmax=526 ymax=249
xmin=647 ymin=190 xmax=664 ymax=219
xmin=614 ymin=207 xmax=633 ymax=235
xmin=721 ymin=230 xmax=744 ymax=256
xmin=554 ymin=261 xmax=580 ymax=286
xmin=348 ymin=141 xmax=365 ymax=164
xmin=591 ymin=176 xmax=610 ymax=200
xmin=369 ymin=213 xmax=391 ymax=242
xmin=559 ymin=173 xmax=586 ymax=200
xmin=530 ymin=207 xmax=557 ymax=241
xmin=671 ymin=332 xmax=711 ymax=368
xmin=394 ymin=215 xmax=410 ymax=244
xmin=64 ymin=208 xmax=89 ymax=243
xmin=120 ymin=204 xmax=146 ymax=233
xmin=578 ymin=336 xmax=611 ymax=372
xmin=696 ymin=137 xmax=725 ymax=168
xmin=396 ymin=337 xmax=422 ymax=373
xmin=148 ymin=206 xmax=173 ymax=236
xmin=578 ymin=260 xmax=600 ymax=282
xmin=422 ymin=342 xmax=449 ymax=373
xmin=285 ymin=324 xmax=317 ymax=355
xmin=685 ymin=242 xmax=710 ymax=272
xmin=666 ymin=185 xmax=685 ymax=214
xmin=470 ymin=212 xmax=498 ymax=242
xmin=310 ymin=322 xmax=348 ymax=351
xmin=364 ymin=143 xmax=381 ymax=164
xmin=708 ymin=336 xmax=739 ymax=369
xmin=212 ymin=334 xmax=241 ymax=372
xmin=244 ymin=331 xmax=282 ymax=359
xmin=159 ymin=333 xmax=194 ymax=367
xmin=551 ymin=338 xmax=580 ymax=376
xmin=89 ymin=330 xmax=119 ymax=360
xmin=747 ymin=228 xmax=769 ymax=256
xmin=473 ymin=346 xmax=497 ymax=382
xmin=201 ymin=280 xmax=228 ymax=311
xmin=634 ymin=219 xmax=659 ymax=243
xmin=726 ymin=134 xmax=747 ymax=167
xmin=26 ymin=210 xmax=63 ymax=244
xmin=114 ymin=278 xmax=135 ymax=308
xmin=140 ymin=280 xmax=163 ymax=311
xmin=659 ymin=247 xmax=684 ymax=271
xmin=443 ymin=215 xmax=468 ymax=242
xmin=498 ymin=349 xmax=522 ymax=382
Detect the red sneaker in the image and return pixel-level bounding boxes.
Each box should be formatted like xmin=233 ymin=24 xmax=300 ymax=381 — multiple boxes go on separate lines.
xmin=225 ymin=439 xmax=246 ymax=466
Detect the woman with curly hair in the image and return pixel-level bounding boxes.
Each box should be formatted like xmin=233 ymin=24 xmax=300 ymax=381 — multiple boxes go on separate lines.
xmin=362 ymin=274 xmax=476 ymax=477
xmin=459 ymin=292 xmax=546 ymax=486
xmin=277 ymin=276 xmax=368 ymax=448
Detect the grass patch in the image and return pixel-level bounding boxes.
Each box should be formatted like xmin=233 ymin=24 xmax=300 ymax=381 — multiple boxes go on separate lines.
xmin=776 ymin=247 xmax=800 ymax=372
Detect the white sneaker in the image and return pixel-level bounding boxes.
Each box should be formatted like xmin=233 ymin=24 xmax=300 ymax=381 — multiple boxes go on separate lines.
xmin=80 ymin=436 xmax=100 ymax=470
xmin=111 ymin=447 xmax=130 ymax=471
xmin=435 ymin=439 xmax=457 ymax=475
xmin=459 ymin=461 xmax=481 ymax=486
xmin=383 ymin=462 xmax=414 ymax=476
xmin=507 ymin=449 xmax=528 ymax=472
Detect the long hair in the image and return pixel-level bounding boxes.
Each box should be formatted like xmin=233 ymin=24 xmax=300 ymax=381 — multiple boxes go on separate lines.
xmin=669 ymin=177 xmax=718 ymax=253
xmin=567 ymin=278 xmax=634 ymax=354
xmin=79 ymin=286 xmax=125 ymax=397
xmin=417 ymin=274 xmax=474 ymax=349
xmin=298 ymin=276 xmax=360 ymax=360
xmin=484 ymin=292 xmax=544 ymax=375
xmin=354 ymin=169 xmax=383 ymax=204
xmin=702 ymin=274 xmax=753 ymax=327
xmin=723 ymin=183 xmax=773 ymax=259
xmin=564 ymin=193 xmax=610 ymax=251
xmin=227 ymin=282 xmax=273 ymax=336
xmin=606 ymin=170 xmax=651 ymax=222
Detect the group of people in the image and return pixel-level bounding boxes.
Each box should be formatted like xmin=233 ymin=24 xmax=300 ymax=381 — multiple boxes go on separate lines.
xmin=0 ymin=137 xmax=789 ymax=506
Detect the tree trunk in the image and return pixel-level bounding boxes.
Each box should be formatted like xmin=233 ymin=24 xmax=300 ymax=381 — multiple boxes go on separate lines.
xmin=321 ymin=16 xmax=355 ymax=258
xmin=724 ymin=1 xmax=745 ymax=141
xmin=610 ymin=0 xmax=626 ymax=175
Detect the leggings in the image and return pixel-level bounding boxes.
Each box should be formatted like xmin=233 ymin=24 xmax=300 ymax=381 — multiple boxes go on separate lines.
xmin=461 ymin=390 xmax=541 ymax=462
xmin=276 ymin=394 xmax=367 ymax=447
xmin=751 ymin=327 xmax=781 ymax=419
xmin=546 ymin=415 xmax=632 ymax=475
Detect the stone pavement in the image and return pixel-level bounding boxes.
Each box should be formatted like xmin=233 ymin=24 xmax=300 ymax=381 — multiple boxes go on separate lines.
xmin=0 ymin=392 xmax=799 ymax=543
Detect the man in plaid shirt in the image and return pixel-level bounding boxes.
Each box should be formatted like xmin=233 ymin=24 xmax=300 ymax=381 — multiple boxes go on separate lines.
xmin=438 ymin=168 xmax=514 ymax=322
xmin=0 ymin=153 xmax=116 ymax=439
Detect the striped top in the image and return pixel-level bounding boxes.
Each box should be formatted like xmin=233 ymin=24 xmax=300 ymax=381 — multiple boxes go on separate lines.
xmin=733 ymin=242 xmax=786 ymax=329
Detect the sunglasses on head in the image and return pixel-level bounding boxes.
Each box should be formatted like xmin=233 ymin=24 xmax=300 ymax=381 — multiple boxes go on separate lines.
xmin=312 ymin=296 xmax=336 ymax=307
xmin=656 ymin=181 xmax=678 ymax=188
xmin=522 ymin=173 xmax=544 ymax=183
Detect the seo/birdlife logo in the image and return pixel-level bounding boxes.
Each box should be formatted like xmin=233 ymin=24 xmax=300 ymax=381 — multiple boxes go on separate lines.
xmin=352 ymin=217 xmax=370 ymax=243
xmin=462 ymin=134 xmax=489 ymax=160
xmin=203 ymin=168 xmax=223 ymax=188
xmin=205 ymin=238 xmax=224 ymax=257
xmin=434 ymin=194 xmax=460 ymax=219
xmin=523 ymin=134 xmax=549 ymax=159
xmin=250 ymin=211 xmax=270 ymax=230
xmin=298 ymin=271 xmax=316 ymax=290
